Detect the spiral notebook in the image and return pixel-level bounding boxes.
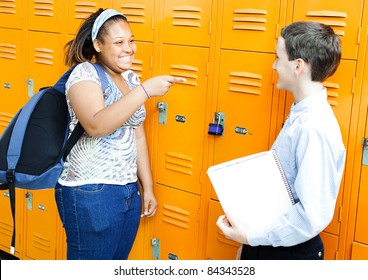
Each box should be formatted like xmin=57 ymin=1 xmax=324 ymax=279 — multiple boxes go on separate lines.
xmin=207 ymin=150 xmax=295 ymax=230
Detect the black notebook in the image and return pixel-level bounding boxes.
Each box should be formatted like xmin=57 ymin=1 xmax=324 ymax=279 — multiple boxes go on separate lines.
xmin=207 ymin=150 xmax=295 ymax=230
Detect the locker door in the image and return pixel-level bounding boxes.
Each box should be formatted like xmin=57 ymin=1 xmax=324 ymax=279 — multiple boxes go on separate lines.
xmin=352 ymin=124 xmax=368 ymax=258
xmin=212 ymin=50 xmax=275 ymax=170
xmin=292 ymin=0 xmax=363 ymax=60
xmin=151 ymin=184 xmax=200 ymax=260
xmin=0 ymin=189 xmax=24 ymax=256
xmin=67 ymin=0 xmax=104 ymax=35
xmin=24 ymin=189 xmax=58 ymax=259
xmin=133 ymin=41 xmax=154 ymax=140
xmin=162 ymin=0 xmax=212 ymax=47
xmin=0 ymin=0 xmax=22 ymax=29
xmin=113 ymin=0 xmax=155 ymax=42
xmin=27 ymin=0 xmax=61 ymax=33
xmin=206 ymin=200 xmax=239 ymax=260
xmin=221 ymin=0 xmax=281 ymax=52
xmin=156 ymin=45 xmax=209 ymax=195
xmin=0 ymin=28 xmax=26 ymax=135
xmin=27 ymin=31 xmax=62 ymax=97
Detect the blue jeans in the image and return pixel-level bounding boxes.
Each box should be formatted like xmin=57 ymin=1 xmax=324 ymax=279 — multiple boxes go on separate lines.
xmin=55 ymin=182 xmax=142 ymax=260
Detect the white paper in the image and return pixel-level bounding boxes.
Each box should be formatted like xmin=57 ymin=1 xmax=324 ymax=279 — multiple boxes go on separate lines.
xmin=207 ymin=151 xmax=294 ymax=230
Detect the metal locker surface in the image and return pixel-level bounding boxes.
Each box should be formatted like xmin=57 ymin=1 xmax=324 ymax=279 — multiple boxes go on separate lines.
xmin=0 ymin=0 xmax=23 ymax=29
xmin=155 ymin=44 xmax=209 ymax=195
xmin=212 ymin=50 xmax=275 ymax=169
xmin=113 ymin=0 xmax=155 ymax=42
xmin=151 ymin=184 xmax=200 ymax=260
xmin=27 ymin=0 xmax=61 ymax=33
xmin=24 ymin=189 xmax=58 ymax=260
xmin=67 ymin=0 xmax=105 ymax=35
xmin=292 ymin=0 xmax=363 ymax=60
xmin=220 ymin=0 xmax=282 ymax=53
xmin=27 ymin=31 xmax=62 ymax=97
xmin=162 ymin=0 xmax=213 ymax=47
xmin=0 ymin=188 xmax=24 ymax=256
xmin=0 ymin=28 xmax=26 ymax=134
xmin=205 ymin=200 xmax=240 ymax=260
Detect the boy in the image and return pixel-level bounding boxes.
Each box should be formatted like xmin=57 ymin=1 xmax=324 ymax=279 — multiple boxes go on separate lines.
xmin=217 ymin=21 xmax=346 ymax=260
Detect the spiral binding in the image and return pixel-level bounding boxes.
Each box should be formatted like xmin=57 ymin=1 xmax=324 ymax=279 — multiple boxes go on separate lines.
xmin=271 ymin=150 xmax=295 ymax=205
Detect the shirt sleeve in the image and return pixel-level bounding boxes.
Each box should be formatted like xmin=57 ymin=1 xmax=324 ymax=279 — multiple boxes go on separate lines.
xmin=65 ymin=62 xmax=101 ymax=94
xmin=247 ymin=127 xmax=343 ymax=247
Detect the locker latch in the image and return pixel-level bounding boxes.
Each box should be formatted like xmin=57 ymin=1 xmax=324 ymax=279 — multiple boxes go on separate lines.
xmin=157 ymin=102 xmax=168 ymax=124
xmin=151 ymin=238 xmax=160 ymax=260
xmin=25 ymin=192 xmax=33 ymax=211
xmin=208 ymin=112 xmax=225 ymax=136
xmin=26 ymin=78 xmax=34 ymax=98
xmin=362 ymin=138 xmax=368 ymax=166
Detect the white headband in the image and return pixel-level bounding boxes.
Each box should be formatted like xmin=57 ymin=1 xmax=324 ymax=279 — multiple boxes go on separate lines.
xmin=91 ymin=9 xmax=123 ymax=41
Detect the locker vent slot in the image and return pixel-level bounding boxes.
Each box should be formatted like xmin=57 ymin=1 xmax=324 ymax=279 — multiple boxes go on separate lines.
xmin=74 ymin=2 xmax=97 ymax=19
xmin=162 ymin=204 xmax=190 ymax=229
xmin=0 ymin=43 xmax=16 ymax=60
xmin=34 ymin=48 xmax=54 ymax=65
xmin=229 ymin=71 xmax=262 ymax=95
xmin=0 ymin=0 xmax=16 ymax=14
xmin=232 ymin=8 xmax=267 ymax=31
xmin=324 ymin=81 xmax=339 ymax=107
xmin=217 ymin=230 xmax=240 ymax=247
xmin=165 ymin=152 xmax=193 ymax=175
xmin=0 ymin=112 xmax=14 ymax=130
xmin=121 ymin=3 xmax=146 ymax=24
xmin=0 ymin=219 xmax=12 ymax=237
xmin=131 ymin=58 xmax=143 ymax=78
xmin=306 ymin=10 xmax=347 ymax=36
xmin=170 ymin=64 xmax=198 ymax=86
xmin=172 ymin=6 xmax=202 ymax=28
xmin=33 ymin=0 xmax=54 ymax=17
xmin=32 ymin=232 xmax=51 ymax=253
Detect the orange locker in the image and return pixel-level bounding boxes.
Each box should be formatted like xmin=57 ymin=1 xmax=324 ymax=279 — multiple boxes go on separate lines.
xmin=205 ymin=200 xmax=239 ymax=260
xmin=133 ymin=41 xmax=155 ymax=144
xmin=155 ymin=44 xmax=209 ymax=195
xmin=320 ymin=231 xmax=339 ymax=260
xmin=162 ymin=0 xmax=213 ymax=47
xmin=352 ymin=131 xmax=368 ymax=258
xmin=23 ymin=189 xmax=60 ymax=260
xmin=27 ymin=31 xmax=62 ymax=96
xmin=66 ymin=0 xmax=106 ymax=35
xmin=113 ymin=0 xmax=155 ymax=42
xmin=0 ymin=188 xmax=24 ymax=257
xmin=0 ymin=28 xmax=26 ymax=135
xmin=27 ymin=0 xmax=61 ymax=33
xmin=292 ymin=0 xmax=363 ymax=60
xmin=220 ymin=0 xmax=282 ymax=53
xmin=211 ymin=50 xmax=275 ymax=169
xmin=151 ymin=184 xmax=200 ymax=260
xmin=0 ymin=0 xmax=23 ymax=29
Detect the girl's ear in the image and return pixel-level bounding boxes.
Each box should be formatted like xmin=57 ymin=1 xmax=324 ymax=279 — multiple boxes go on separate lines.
xmin=93 ymin=40 xmax=101 ymax=53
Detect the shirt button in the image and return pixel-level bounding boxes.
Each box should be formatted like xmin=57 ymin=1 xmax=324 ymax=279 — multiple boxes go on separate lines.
xmin=318 ymin=251 xmax=322 ymax=257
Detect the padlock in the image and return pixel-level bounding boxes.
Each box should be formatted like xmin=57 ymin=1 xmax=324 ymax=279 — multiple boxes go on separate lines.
xmin=208 ymin=112 xmax=224 ymax=136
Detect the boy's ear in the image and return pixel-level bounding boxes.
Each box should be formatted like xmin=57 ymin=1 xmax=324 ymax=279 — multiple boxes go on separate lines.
xmin=93 ymin=40 xmax=101 ymax=53
xmin=295 ymin=58 xmax=306 ymax=73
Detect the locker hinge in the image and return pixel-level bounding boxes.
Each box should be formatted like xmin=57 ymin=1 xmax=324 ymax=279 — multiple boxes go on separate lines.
xmin=275 ymin=23 xmax=279 ymax=39
xmin=352 ymin=77 xmax=356 ymax=95
xmin=338 ymin=205 xmax=343 ymax=222
xmin=206 ymin=62 xmax=209 ymax=76
xmin=209 ymin=19 xmax=212 ymax=34
xmin=362 ymin=138 xmax=368 ymax=165
xmin=357 ymin=26 xmax=361 ymax=44
xmin=152 ymin=16 xmax=155 ymax=30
